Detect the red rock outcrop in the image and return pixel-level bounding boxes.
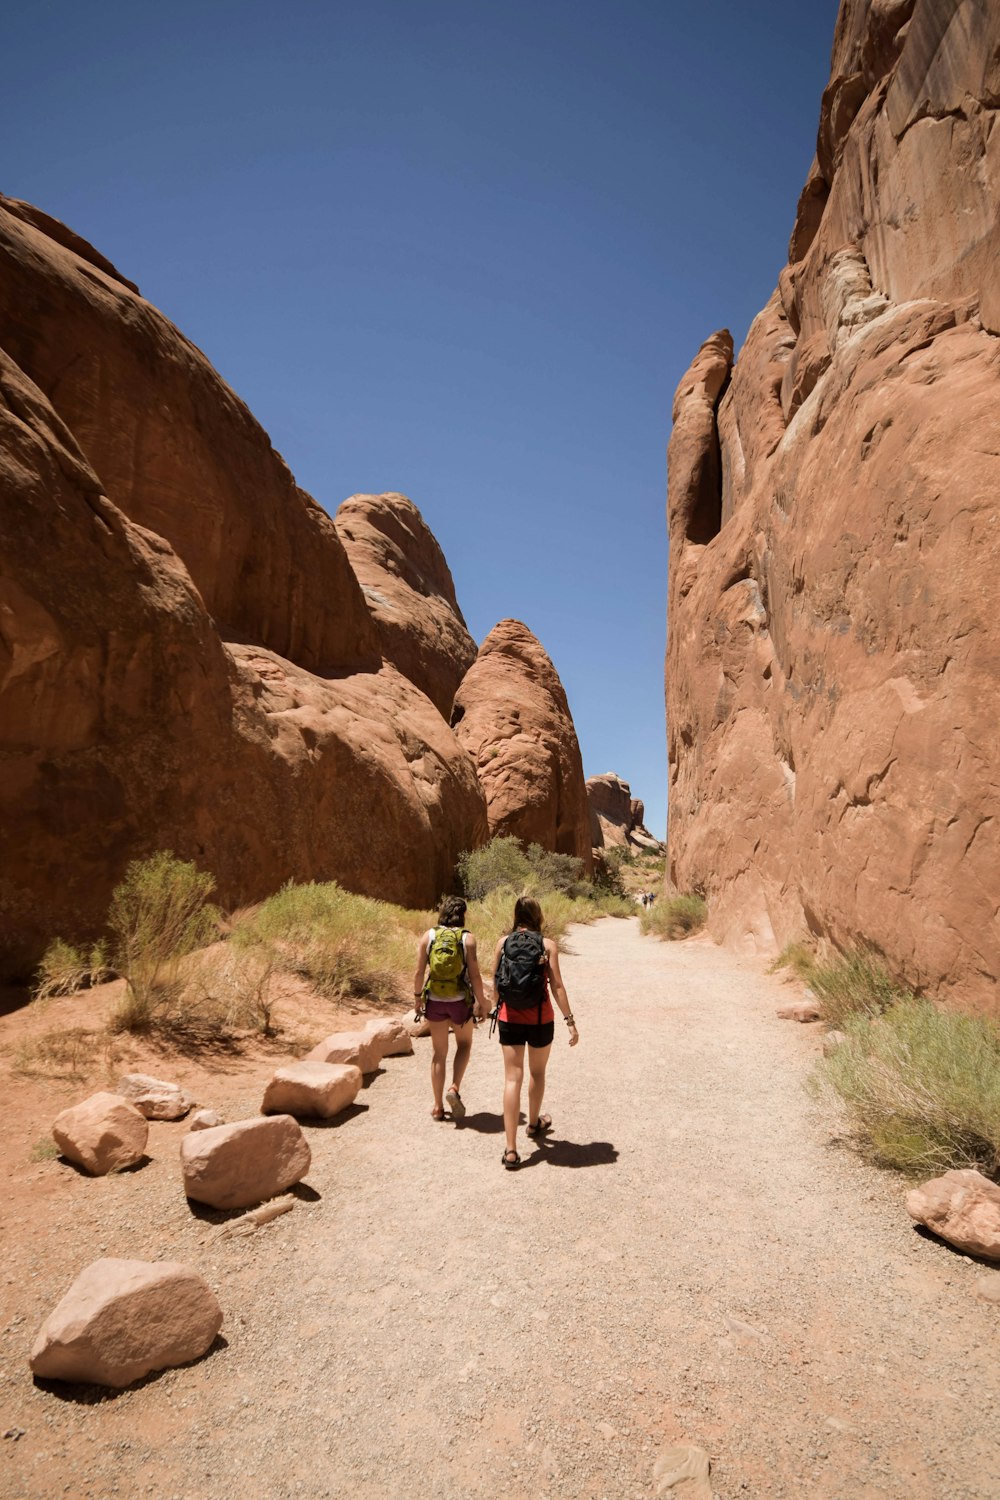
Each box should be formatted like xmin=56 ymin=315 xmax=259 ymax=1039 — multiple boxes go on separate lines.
xmin=0 ymin=211 xmax=488 ymax=976
xmin=334 ymin=492 xmax=477 ymax=716
xmin=666 ymin=0 xmax=1000 ymax=1008
xmin=0 ymin=194 xmax=378 ymax=676
xmin=587 ymin=773 xmax=663 ymax=852
xmin=452 ymin=621 xmax=593 ymax=872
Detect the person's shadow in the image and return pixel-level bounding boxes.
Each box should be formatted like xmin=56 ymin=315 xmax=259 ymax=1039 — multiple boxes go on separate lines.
xmin=519 ymin=1135 xmax=618 ymax=1169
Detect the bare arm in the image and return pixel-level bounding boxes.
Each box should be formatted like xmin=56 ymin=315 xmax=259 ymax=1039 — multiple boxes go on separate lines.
xmin=412 ymin=931 xmax=430 ymax=1013
xmin=545 ymin=938 xmax=578 ymax=1045
xmin=464 ymin=934 xmax=487 ymax=1020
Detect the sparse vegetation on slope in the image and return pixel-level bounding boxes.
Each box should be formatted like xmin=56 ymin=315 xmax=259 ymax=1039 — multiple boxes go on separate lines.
xmin=108 ymin=853 xmax=219 ymax=1032
xmin=641 ymin=893 xmax=707 ymax=940
xmin=814 ymin=998 xmax=1000 ymax=1181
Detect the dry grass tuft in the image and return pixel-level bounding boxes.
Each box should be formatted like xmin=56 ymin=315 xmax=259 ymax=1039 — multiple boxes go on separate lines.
xmin=640 ymin=893 xmax=707 ymax=941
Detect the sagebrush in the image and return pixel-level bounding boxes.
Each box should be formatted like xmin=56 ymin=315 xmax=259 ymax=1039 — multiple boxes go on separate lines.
xmin=108 ymin=852 xmax=218 ymax=1031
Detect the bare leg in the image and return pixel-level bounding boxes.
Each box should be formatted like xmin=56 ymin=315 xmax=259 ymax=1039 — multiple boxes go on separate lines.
xmin=429 ymin=1021 xmax=450 ymax=1115
xmin=527 ymin=1043 xmax=552 ymax=1130
xmin=502 ymin=1043 xmax=525 ymax=1155
xmin=450 ymin=1019 xmax=474 ymax=1092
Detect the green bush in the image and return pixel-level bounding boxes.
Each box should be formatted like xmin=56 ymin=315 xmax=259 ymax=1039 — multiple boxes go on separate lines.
xmin=108 ymin=852 xmax=218 ymax=1032
xmin=640 ymin=893 xmax=707 ymax=940
xmin=767 ymin=940 xmax=815 ymax=982
xmin=457 ymin=837 xmax=531 ymax=899
xmin=230 ymin=880 xmax=411 ymax=1006
xmin=815 ymin=999 xmax=1000 ymax=1179
xmin=33 ymin=938 xmax=113 ymax=1002
xmin=806 ymin=946 xmax=907 ymax=1030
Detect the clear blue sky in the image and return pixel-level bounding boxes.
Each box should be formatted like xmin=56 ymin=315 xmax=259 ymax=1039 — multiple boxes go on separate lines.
xmin=5 ymin=0 xmax=839 ymax=839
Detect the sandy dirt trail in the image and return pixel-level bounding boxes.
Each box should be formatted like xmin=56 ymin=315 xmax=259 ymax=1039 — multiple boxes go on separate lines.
xmin=4 ymin=917 xmax=1000 ymax=1500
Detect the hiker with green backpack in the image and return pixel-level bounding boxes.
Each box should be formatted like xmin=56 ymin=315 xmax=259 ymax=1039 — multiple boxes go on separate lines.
xmin=492 ymin=894 xmax=578 ymax=1169
xmin=412 ymin=895 xmax=487 ymax=1122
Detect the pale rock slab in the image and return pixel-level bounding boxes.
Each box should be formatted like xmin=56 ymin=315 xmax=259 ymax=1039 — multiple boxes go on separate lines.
xmin=52 ymin=1092 xmax=148 ymax=1175
xmin=116 ymin=1073 xmax=195 ymax=1121
xmin=262 ymin=1061 xmax=362 ymax=1119
xmin=974 ymin=1273 xmax=1000 ymax=1305
xmin=822 ymin=1028 xmax=848 ymax=1055
xmin=30 ymin=1258 xmax=222 ymax=1388
xmin=653 ymin=1443 xmax=712 ymax=1497
xmin=180 ymin=1115 xmax=311 ymax=1209
xmin=188 ymin=1109 xmax=225 ymax=1131
xmin=906 ymin=1170 xmax=1000 ymax=1260
xmin=400 ymin=1010 xmax=431 ymax=1039
xmin=776 ymin=999 xmax=823 ymax=1022
xmin=365 ymin=1016 xmax=414 ymax=1056
xmin=305 ymin=1029 xmax=381 ymax=1074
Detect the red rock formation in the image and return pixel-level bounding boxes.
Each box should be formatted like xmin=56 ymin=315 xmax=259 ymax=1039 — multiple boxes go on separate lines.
xmin=0 ymin=195 xmax=378 ymax=676
xmin=335 ymin=492 xmax=476 ymax=716
xmin=0 ymin=218 xmax=488 ymax=976
xmin=666 ymin=0 xmax=1000 ymax=1008
xmin=587 ymin=774 xmax=663 ymax=852
xmin=452 ymin=621 xmax=593 ymax=872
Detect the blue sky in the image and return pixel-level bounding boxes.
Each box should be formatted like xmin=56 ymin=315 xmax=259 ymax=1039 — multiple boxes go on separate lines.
xmin=5 ymin=0 xmax=839 ymax=839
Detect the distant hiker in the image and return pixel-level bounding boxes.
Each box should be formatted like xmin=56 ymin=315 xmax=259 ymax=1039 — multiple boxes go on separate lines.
xmin=492 ymin=895 xmax=578 ymax=1169
xmin=413 ymin=896 xmax=487 ymax=1122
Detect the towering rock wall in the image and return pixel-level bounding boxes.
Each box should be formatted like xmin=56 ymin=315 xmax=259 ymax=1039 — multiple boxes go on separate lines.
xmin=0 ymin=200 xmax=488 ymax=974
xmin=666 ymin=0 xmax=1000 ymax=1008
xmin=452 ymin=621 xmax=593 ymax=872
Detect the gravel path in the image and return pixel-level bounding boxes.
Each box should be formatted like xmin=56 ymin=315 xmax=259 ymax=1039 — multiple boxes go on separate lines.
xmin=4 ymin=917 xmax=999 ymax=1499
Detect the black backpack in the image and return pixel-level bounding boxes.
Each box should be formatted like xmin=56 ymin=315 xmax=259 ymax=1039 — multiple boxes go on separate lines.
xmin=494 ymin=930 xmax=547 ymax=1022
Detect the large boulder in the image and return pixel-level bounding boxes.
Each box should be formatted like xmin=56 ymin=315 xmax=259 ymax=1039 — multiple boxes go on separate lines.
xmin=0 ymin=208 xmax=489 ymax=976
xmin=180 ymin=1115 xmax=311 ymax=1209
xmin=335 ymin=493 xmax=477 ymax=717
xmin=365 ymin=1016 xmax=415 ymax=1057
xmin=587 ymin=773 xmax=635 ymax=850
xmin=30 ymin=1258 xmax=222 ymax=1388
xmin=906 ymin=1170 xmax=1000 ymax=1261
xmin=305 ymin=1030 xmax=382 ymax=1075
xmin=261 ymin=1061 xmax=362 ymax=1119
xmin=51 ymin=1092 xmax=148 ymax=1175
xmin=665 ymin=0 xmax=1000 ymax=1006
xmin=452 ymin=620 xmax=592 ymax=871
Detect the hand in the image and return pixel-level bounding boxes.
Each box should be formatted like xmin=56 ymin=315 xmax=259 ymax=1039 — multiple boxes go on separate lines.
xmin=567 ymin=1023 xmax=579 ymax=1047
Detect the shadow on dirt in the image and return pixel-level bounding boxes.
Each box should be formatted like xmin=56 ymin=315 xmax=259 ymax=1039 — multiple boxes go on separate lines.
xmin=34 ymin=1333 xmax=230 ymax=1404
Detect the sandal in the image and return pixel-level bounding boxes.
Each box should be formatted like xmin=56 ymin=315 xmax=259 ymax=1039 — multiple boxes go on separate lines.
xmin=502 ymin=1148 xmax=520 ymax=1170
xmin=430 ymin=1106 xmax=446 ymax=1121
xmin=446 ymin=1087 xmax=466 ymax=1121
xmin=526 ymin=1114 xmax=552 ymax=1138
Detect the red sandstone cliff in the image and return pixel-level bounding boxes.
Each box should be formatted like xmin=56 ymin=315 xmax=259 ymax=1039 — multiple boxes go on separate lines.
xmin=0 ymin=201 xmax=488 ymax=974
xmin=452 ymin=621 xmax=593 ymax=873
xmin=665 ymin=0 xmax=1000 ymax=1008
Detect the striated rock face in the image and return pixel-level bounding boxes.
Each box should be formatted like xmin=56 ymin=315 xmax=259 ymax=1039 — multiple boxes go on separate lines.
xmin=587 ymin=773 xmax=662 ymax=852
xmin=665 ymin=0 xmax=1000 ymax=1007
xmin=0 ymin=203 xmax=488 ymax=975
xmin=335 ymin=492 xmax=477 ymax=716
xmin=452 ymin=621 xmax=593 ymax=872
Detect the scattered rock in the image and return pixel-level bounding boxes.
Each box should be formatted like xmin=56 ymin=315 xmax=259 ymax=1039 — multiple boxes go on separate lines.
xmin=973 ymin=1273 xmax=1000 ymax=1305
xmin=116 ymin=1073 xmax=195 ymax=1120
xmin=822 ymin=1029 xmax=848 ymax=1055
xmin=653 ymin=1443 xmax=712 ymax=1497
xmin=51 ymin=1092 xmax=148 ymax=1176
xmin=180 ymin=1115 xmax=311 ymax=1210
xmin=262 ymin=1061 xmax=363 ymax=1120
xmin=906 ymin=1170 xmax=1000 ymax=1260
xmin=305 ymin=1030 xmax=382 ymax=1074
xmin=188 ymin=1109 xmax=225 ymax=1131
xmin=365 ymin=1016 xmax=414 ymax=1057
xmin=776 ymin=999 xmax=823 ymax=1022
xmin=30 ymin=1258 xmax=222 ymax=1388
xmin=400 ymin=1010 xmax=431 ymax=1039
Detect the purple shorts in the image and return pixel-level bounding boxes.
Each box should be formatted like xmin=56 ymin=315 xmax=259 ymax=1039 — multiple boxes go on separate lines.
xmin=424 ymin=997 xmax=472 ymax=1026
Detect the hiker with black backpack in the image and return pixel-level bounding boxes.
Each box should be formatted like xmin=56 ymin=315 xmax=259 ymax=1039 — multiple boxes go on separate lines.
xmin=413 ymin=895 xmax=487 ymax=1122
xmin=492 ymin=895 xmax=578 ymax=1169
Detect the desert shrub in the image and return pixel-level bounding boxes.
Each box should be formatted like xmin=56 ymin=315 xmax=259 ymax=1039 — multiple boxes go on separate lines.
xmin=524 ymin=844 xmax=590 ymax=897
xmin=592 ymin=849 xmax=629 ymax=899
xmin=457 ymin=838 xmax=531 ymax=899
xmin=189 ymin=947 xmax=279 ymax=1035
xmin=13 ymin=1027 xmax=114 ymax=1081
xmin=806 ymin=945 xmax=907 ymax=1030
xmin=814 ymin=999 xmax=1000 ymax=1179
xmin=33 ymin=938 xmax=113 ymax=1001
xmin=767 ymin=940 xmax=815 ymax=982
xmin=230 ymin=880 xmax=411 ymax=1006
xmin=641 ymin=893 xmax=707 ymax=940
xmin=108 ymin=852 xmax=218 ymax=1032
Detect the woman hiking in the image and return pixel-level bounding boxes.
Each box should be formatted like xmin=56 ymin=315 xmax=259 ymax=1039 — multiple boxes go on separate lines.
xmin=413 ymin=895 xmax=487 ymax=1122
xmin=493 ymin=895 xmax=578 ymax=1169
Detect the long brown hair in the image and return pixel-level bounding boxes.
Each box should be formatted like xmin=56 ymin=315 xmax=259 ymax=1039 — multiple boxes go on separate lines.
xmin=437 ymin=895 xmax=467 ymax=927
xmin=513 ymin=895 xmax=543 ymax=932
